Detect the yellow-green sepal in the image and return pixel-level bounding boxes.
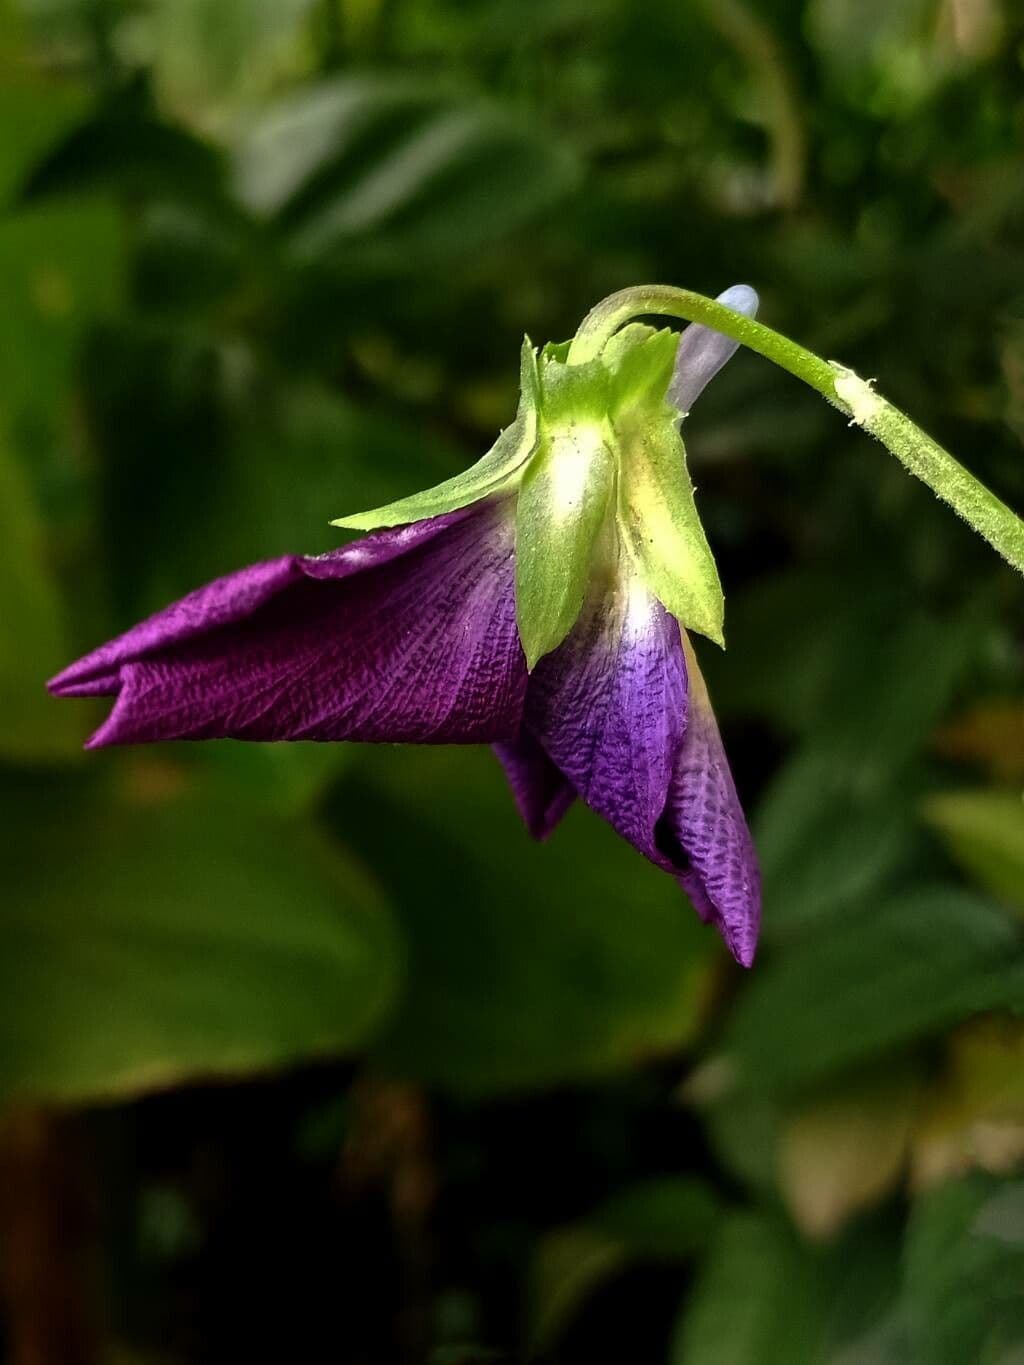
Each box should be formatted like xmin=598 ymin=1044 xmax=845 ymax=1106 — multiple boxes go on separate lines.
xmin=610 ymin=327 xmax=726 ymax=647
xmin=332 ymin=338 xmax=541 ymax=531
xmin=515 ymin=357 xmax=615 ymax=669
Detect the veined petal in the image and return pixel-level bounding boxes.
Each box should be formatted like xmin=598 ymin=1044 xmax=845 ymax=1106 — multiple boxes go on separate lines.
xmin=666 ymin=283 xmax=759 ymax=416
xmin=493 ymin=729 xmax=575 ymax=839
xmin=50 ymin=501 xmax=528 ymax=748
xmin=525 ymin=565 xmax=687 ymax=859
xmin=659 ymin=635 xmax=761 ymax=967
xmin=333 ymin=339 xmax=541 ymax=531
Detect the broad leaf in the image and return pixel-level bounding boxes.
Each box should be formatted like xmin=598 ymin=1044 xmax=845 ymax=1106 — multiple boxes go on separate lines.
xmin=232 ymin=75 xmax=580 ymax=270
xmin=923 ymin=789 xmax=1024 ymax=914
xmin=335 ymin=746 xmax=717 ymax=1094
xmin=0 ymin=782 xmax=399 ymax=1105
xmin=904 ymin=1176 xmax=1024 ymax=1365
xmin=720 ymin=886 xmax=1023 ymax=1093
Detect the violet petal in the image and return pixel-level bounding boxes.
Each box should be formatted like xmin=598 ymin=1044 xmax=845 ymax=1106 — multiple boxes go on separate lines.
xmin=493 ymin=730 xmax=575 ymax=839
xmin=661 ymin=638 xmax=761 ymax=967
xmin=51 ymin=501 xmax=529 ymax=748
xmin=526 ymin=574 xmax=688 ymax=862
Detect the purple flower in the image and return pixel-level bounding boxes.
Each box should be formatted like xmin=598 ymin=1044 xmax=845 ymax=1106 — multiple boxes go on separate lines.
xmin=50 ymin=287 xmax=761 ymax=966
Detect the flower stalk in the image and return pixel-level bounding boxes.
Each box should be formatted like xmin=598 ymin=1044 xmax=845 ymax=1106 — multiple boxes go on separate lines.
xmin=568 ymin=285 xmax=1024 ymax=577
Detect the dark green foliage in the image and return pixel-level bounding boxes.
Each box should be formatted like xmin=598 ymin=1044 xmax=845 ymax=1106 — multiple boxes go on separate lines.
xmin=2 ymin=0 xmax=1023 ymax=1360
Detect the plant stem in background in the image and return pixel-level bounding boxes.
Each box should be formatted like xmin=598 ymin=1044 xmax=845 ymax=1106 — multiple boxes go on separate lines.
xmin=0 ymin=1109 xmax=101 ymax=1365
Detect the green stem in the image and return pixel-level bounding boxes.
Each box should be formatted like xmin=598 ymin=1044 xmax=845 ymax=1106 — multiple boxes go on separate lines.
xmin=568 ymin=285 xmax=1024 ymax=577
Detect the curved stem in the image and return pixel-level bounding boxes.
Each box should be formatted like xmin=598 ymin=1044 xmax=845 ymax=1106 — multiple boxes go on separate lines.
xmin=568 ymin=285 xmax=1024 ymax=577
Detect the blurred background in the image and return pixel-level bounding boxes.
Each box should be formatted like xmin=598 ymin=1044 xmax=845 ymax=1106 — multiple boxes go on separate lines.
xmin=1 ymin=0 xmax=1024 ymax=1360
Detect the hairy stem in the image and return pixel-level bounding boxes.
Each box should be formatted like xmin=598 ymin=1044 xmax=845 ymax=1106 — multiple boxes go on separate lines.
xmin=568 ymin=285 xmax=1024 ymax=576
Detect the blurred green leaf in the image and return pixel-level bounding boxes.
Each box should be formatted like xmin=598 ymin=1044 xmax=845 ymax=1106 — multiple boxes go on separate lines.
xmin=671 ymin=1213 xmax=824 ymax=1365
xmin=0 ymin=431 xmax=83 ymax=760
xmin=754 ymin=748 xmax=915 ymax=939
xmin=232 ymin=75 xmax=581 ymax=270
xmin=528 ymin=1224 xmax=626 ymax=1356
xmin=527 ymin=1176 xmax=718 ymax=1353
xmin=904 ymin=1175 xmax=1024 ymax=1365
xmin=592 ymin=1176 xmax=721 ymax=1259
xmin=84 ymin=346 xmax=464 ymax=614
xmin=923 ymin=790 xmax=1024 ymax=914
xmin=0 ymin=783 xmax=399 ymax=1105
xmin=721 ymin=886 xmax=1023 ymax=1093
xmin=336 ymin=746 xmax=717 ymax=1094
xmin=912 ymin=1018 xmax=1024 ymax=1188
xmin=22 ymin=89 xmax=228 ymax=209
xmin=0 ymin=80 xmax=89 ymax=206
xmin=147 ymin=0 xmax=318 ymax=129
xmin=777 ymin=1067 xmax=919 ymax=1241
xmin=0 ymin=197 xmax=123 ymax=426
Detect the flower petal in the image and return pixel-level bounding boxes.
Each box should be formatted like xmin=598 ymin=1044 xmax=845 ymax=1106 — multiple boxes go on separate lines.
xmin=493 ymin=730 xmax=575 ymax=839
xmin=659 ymin=636 xmax=761 ymax=967
xmin=666 ymin=283 xmax=759 ymax=415
xmin=50 ymin=501 xmax=528 ymax=748
xmin=525 ymin=569 xmax=687 ymax=859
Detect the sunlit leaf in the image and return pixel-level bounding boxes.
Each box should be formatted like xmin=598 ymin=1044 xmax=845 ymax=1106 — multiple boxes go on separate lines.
xmin=778 ymin=1068 xmax=919 ymax=1240
xmin=923 ymin=789 xmax=1024 ymax=914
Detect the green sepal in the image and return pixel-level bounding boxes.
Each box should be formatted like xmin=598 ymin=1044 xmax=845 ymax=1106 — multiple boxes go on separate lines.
xmin=610 ymin=328 xmax=726 ymax=647
xmin=332 ymin=338 xmax=541 ymax=530
xmin=515 ymin=357 xmax=614 ymax=669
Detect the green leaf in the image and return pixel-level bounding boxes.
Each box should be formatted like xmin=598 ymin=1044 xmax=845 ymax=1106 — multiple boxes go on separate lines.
xmin=592 ymin=1177 xmax=721 ymax=1260
xmin=232 ymin=75 xmax=581 ymax=270
xmin=912 ymin=1018 xmax=1024 ymax=1187
xmin=720 ymin=886 xmax=1022 ymax=1093
xmin=611 ymin=328 xmax=725 ymax=646
xmin=516 ymin=358 xmax=614 ymax=667
xmin=336 ymin=746 xmax=717 ymax=1094
xmin=0 ymin=783 xmax=399 ymax=1105
xmin=0 ymin=197 xmax=123 ymax=428
xmin=904 ymin=1176 xmax=1024 ymax=1365
xmin=528 ymin=1177 xmax=719 ymax=1354
xmin=0 ymin=430 xmax=83 ymax=761
xmin=22 ymin=95 xmax=227 ymax=210
xmin=528 ymin=1225 xmax=626 ymax=1356
xmin=671 ymin=1213 xmax=824 ymax=1365
xmin=777 ymin=1067 xmax=919 ymax=1240
xmin=147 ymin=0 xmax=319 ymax=129
xmin=84 ymin=344 xmax=464 ymax=616
xmin=923 ymin=790 xmax=1024 ymax=914
xmin=0 ymin=80 xmax=89 ymax=207
xmin=754 ymin=749 xmax=915 ymax=939
xmin=333 ymin=339 xmax=540 ymax=531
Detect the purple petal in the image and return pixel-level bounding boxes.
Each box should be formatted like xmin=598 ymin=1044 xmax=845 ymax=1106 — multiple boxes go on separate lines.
xmin=50 ymin=501 xmax=529 ymax=747
xmin=660 ymin=637 xmax=761 ymax=967
xmin=493 ymin=730 xmax=575 ymax=839
xmin=666 ymin=283 xmax=759 ymax=415
xmin=525 ymin=574 xmax=687 ymax=862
